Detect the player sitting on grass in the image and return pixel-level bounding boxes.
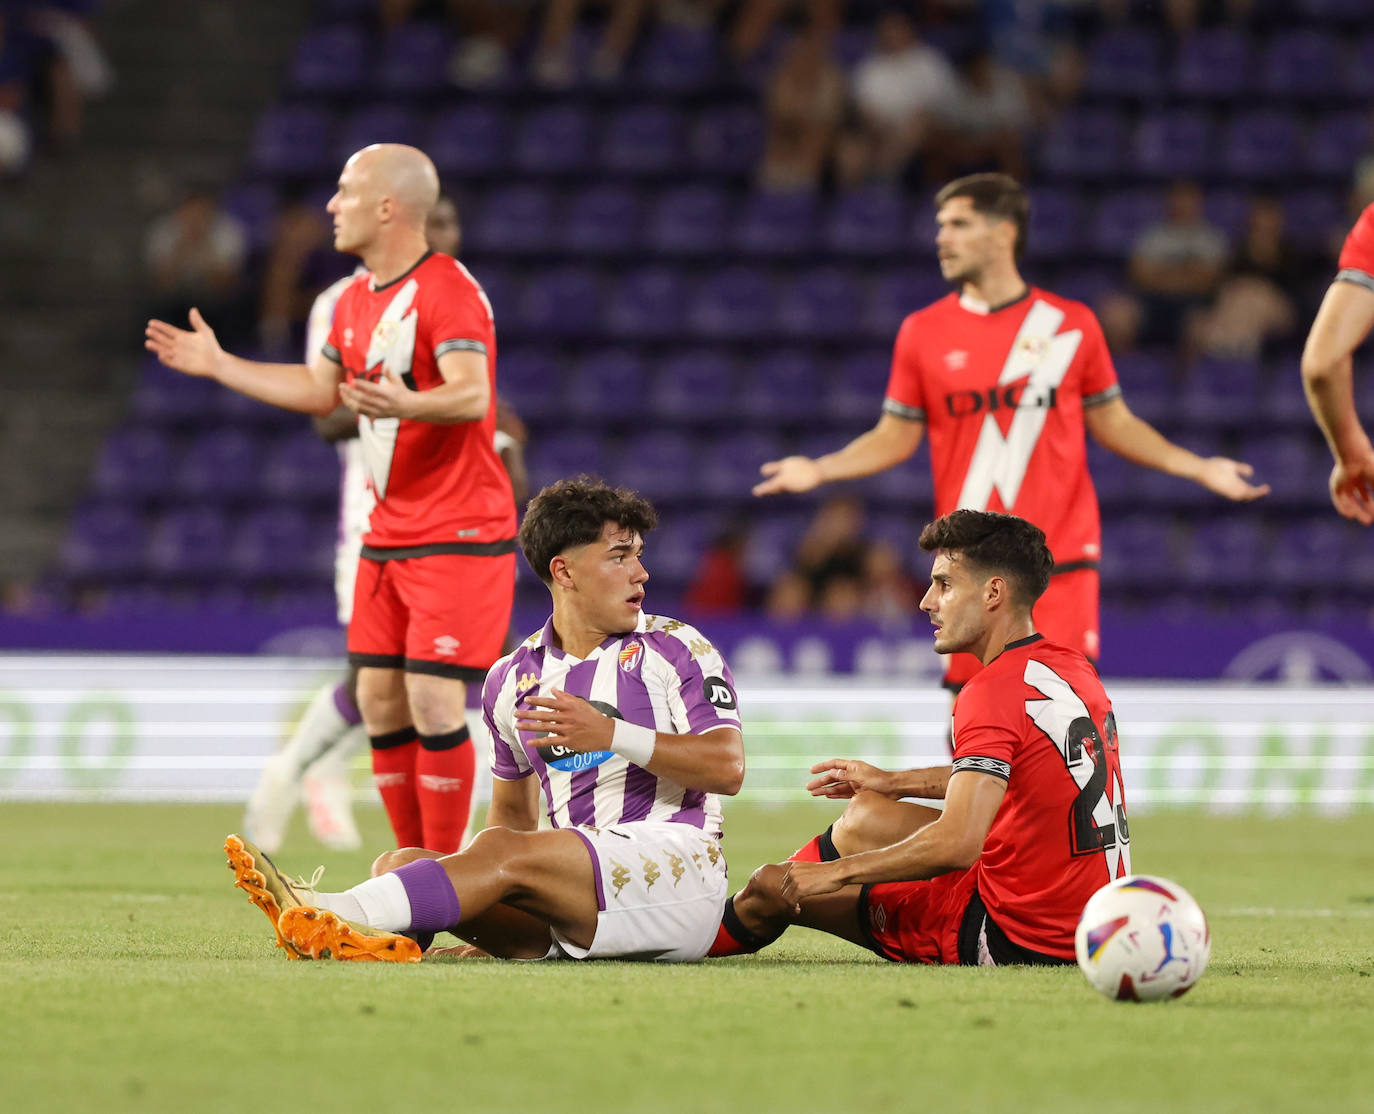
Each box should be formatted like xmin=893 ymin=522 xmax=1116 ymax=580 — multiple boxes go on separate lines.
xmin=710 ymin=509 xmax=1131 ymax=966
xmin=225 ymin=477 xmax=745 ymax=963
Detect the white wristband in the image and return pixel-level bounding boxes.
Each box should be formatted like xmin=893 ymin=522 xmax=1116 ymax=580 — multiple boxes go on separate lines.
xmin=610 ymin=720 xmax=657 ymax=768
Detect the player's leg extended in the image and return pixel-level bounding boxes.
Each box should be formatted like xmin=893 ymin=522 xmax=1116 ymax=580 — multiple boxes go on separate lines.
xmin=301 ymin=665 xmax=366 ymax=852
xmin=709 ymin=862 xmax=871 ymax=956
xmin=278 ymin=827 xmax=599 ymax=961
xmin=790 ymin=793 xmax=940 ymax=861
xmin=405 ymin=671 xmax=476 ymax=855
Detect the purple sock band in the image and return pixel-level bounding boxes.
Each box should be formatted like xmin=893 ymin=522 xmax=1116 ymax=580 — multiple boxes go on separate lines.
xmin=392 ymin=858 xmax=462 ymax=933
xmin=332 ymin=682 xmax=362 ymax=726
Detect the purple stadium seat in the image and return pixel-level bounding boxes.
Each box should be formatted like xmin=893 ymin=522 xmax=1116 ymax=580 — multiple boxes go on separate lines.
xmin=1221 ymin=110 xmax=1303 ymax=181
xmin=1132 ymin=109 xmax=1214 ymax=180
xmin=561 ymin=184 xmax=642 ymax=257
xmin=57 ymin=504 xmax=148 ymax=580
xmin=645 ymin=184 xmax=729 ymax=256
xmin=174 ymin=429 xmax=263 ymax=503
xmin=565 ymin=348 xmax=649 ymax=420
xmin=1296 ymin=0 xmax=1370 ymax=24
xmin=426 ymin=104 xmax=508 ymax=177
xmin=514 ymin=105 xmax=593 ymax=175
xmin=468 ymin=185 xmax=555 ymax=255
xmin=497 ymin=346 xmax=565 ymax=423
xmin=649 ymin=349 xmax=739 ymax=422
xmin=517 ymin=268 xmax=605 ymax=337
xmin=615 ymin=430 xmax=697 ymax=501
xmin=824 ymin=350 xmax=888 ymax=425
xmin=1261 ymin=30 xmax=1343 ymax=98
xmin=1178 ymin=356 xmax=1262 ymax=429
xmin=313 ymin=0 xmax=376 ymax=22
xmin=1082 ymin=28 xmax=1164 ymax=100
xmin=249 ymin=104 xmax=335 ymax=179
xmin=1099 ymin=515 xmax=1179 ymax=594
xmin=737 ymin=350 xmax=824 ymax=422
xmin=742 ymin=511 xmax=811 ymax=586
xmin=1180 ymin=517 xmax=1268 ymax=593
xmin=645 ymin=511 xmax=718 ymax=590
xmin=129 ymin=364 xmax=222 ymax=427
xmin=374 ymin=22 xmax=453 ymax=94
xmin=824 ymin=189 xmax=908 ymax=257
xmin=1345 ymin=35 xmax=1374 ymax=98
xmin=91 ymin=428 xmax=179 ymax=503
xmin=687 ymin=268 xmax=778 ymax=340
xmin=1238 ymin=433 xmax=1327 ymax=504
xmin=1264 ymin=517 xmax=1355 ymax=583
xmin=226 ymin=507 xmax=319 ymax=582
xmin=219 ymin=182 xmax=280 ymax=253
xmin=633 ymin=25 xmax=720 ymax=92
xmin=288 ymin=25 xmax=369 ymax=96
xmin=1085 ymin=445 xmax=1134 ymax=509
xmin=699 ymin=431 xmax=786 ymax=499
xmin=470 ymin=264 xmax=514 ymax=323
xmin=1112 ymin=350 xmax=1175 ymax=426
xmin=1282 ymin=188 xmax=1345 ymax=251
xmin=333 ymin=104 xmax=423 ymax=166
xmin=1040 ymin=108 xmax=1129 ymax=180
xmin=1306 ymin=112 xmax=1371 ymax=181
xmin=1258 ymin=366 xmax=1314 ymax=429
xmin=1173 ymin=29 xmax=1253 ymax=100
xmin=146 ymin=506 xmax=233 ymax=582
xmin=261 ymin=429 xmax=341 ymax=504
xmin=864 ymin=270 xmax=949 ymax=342
xmin=778 ymin=267 xmax=861 ymax=340
xmin=601 ymin=105 xmax=684 ymax=176
xmin=604 ymin=267 xmax=688 ymax=340
xmin=1026 ymin=187 xmax=1084 ymax=261
xmin=690 ymin=106 xmax=764 ymax=176
xmin=527 ymin=432 xmax=609 ymax=489
xmin=1092 ymin=190 xmax=1164 ymax=259
xmin=732 ymin=191 xmax=820 ymax=258
xmin=1202 ymin=188 xmax=1251 ymax=243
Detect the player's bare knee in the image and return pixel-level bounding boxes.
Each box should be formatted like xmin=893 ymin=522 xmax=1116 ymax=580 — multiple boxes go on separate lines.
xmin=738 ymin=863 xmax=796 ymax=920
xmin=371 ymin=846 xmax=438 ymax=876
xmin=833 ymin=790 xmax=911 ymax=854
xmin=404 ymin=674 xmax=467 ymax=735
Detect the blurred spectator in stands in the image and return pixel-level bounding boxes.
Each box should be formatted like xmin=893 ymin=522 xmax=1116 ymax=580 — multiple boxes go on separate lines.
xmin=683 ymin=523 xmax=749 ymax=615
xmin=926 ymin=46 xmax=1034 ymax=183
xmin=25 ymin=0 xmax=114 ymax=149
xmin=0 ymin=8 xmax=36 ymax=174
xmin=256 ymin=199 xmax=335 ymax=355
xmin=381 ymin=0 xmax=535 ymax=88
xmin=1096 ymin=289 xmax=1144 ymax=357
xmin=765 ymin=495 xmax=871 ymax=620
xmin=531 ymin=0 xmax=651 ymax=86
xmin=859 ymin=539 xmax=919 ymax=629
xmin=1128 ymin=180 xmax=1229 ymax=349
xmin=1186 ymin=196 xmax=1297 ymax=361
xmin=143 ymin=185 xmax=252 ymax=347
xmin=661 ymin=0 xmax=843 ymax=64
xmin=757 ymin=29 xmax=844 ymax=193
xmin=837 ymin=11 xmax=959 ymax=187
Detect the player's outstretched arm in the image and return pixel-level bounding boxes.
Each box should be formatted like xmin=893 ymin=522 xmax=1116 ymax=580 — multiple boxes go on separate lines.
xmin=1085 ymin=396 xmax=1270 ymax=502
xmin=1301 ymin=280 xmax=1374 ymax=524
xmin=752 ymin=413 xmax=924 ymax=497
xmin=806 ymin=759 xmax=951 ymax=801
xmin=516 ymin=689 xmax=745 ymax=796
xmin=145 ymin=308 xmax=341 ymax=415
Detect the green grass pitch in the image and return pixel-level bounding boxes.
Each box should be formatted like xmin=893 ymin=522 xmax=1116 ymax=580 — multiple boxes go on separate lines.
xmin=3 ymin=801 xmax=1373 ymax=1114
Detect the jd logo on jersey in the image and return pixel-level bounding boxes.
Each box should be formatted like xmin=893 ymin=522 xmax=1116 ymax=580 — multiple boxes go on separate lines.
xmin=703 ymin=677 xmax=736 ymax=710
xmin=535 ymin=698 xmax=619 ymax=771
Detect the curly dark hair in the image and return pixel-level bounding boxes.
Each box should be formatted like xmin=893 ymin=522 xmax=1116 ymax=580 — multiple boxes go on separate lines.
xmin=918 ymin=509 xmax=1054 ymax=606
xmin=519 ymin=476 xmax=657 ymax=585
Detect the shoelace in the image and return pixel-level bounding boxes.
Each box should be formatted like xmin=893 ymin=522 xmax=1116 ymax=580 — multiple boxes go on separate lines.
xmin=293 ymin=865 xmax=326 ymax=894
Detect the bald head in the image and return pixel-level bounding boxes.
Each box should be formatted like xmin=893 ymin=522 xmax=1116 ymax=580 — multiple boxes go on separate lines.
xmin=349 ymin=143 xmax=439 ymax=223
xmin=329 ymin=144 xmax=440 ymax=260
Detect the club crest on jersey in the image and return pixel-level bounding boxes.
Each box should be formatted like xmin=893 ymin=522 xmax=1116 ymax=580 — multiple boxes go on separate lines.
xmin=943 ymin=349 xmax=968 ymax=371
xmin=1017 ymin=335 xmax=1051 ymax=364
xmin=619 ymin=640 xmax=644 ymax=672
xmin=371 ymin=320 xmax=398 ymax=351
xmin=343 ymin=327 xmax=354 ymax=347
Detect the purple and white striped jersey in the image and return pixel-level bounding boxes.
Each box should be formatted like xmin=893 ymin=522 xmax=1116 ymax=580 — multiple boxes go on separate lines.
xmin=483 ymin=613 xmax=742 ymax=837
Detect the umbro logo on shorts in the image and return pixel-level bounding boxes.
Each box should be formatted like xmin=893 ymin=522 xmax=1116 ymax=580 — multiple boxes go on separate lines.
xmin=434 ymin=634 xmax=461 ymax=657
xmin=419 ymin=775 xmax=466 ymax=792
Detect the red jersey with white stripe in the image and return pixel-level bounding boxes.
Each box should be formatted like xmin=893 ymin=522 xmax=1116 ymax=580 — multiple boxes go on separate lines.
xmin=323 ymin=252 xmax=515 ymax=549
xmin=883 ymin=289 xmax=1120 ymax=568
xmin=952 ymin=634 xmax=1131 ymax=959
xmin=1336 ymin=202 xmax=1374 ymax=285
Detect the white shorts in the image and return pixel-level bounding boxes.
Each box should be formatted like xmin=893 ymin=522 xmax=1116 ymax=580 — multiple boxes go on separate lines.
xmin=546 ymin=821 xmax=729 ymax=963
xmin=334 ymin=441 xmax=373 ymax=626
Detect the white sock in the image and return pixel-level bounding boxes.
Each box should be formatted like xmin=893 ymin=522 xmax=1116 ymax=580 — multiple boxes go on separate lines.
xmin=317 ymin=873 xmax=412 ymax=932
xmin=279 ymin=682 xmax=352 ymax=777
xmin=305 ymin=723 xmax=367 ymax=779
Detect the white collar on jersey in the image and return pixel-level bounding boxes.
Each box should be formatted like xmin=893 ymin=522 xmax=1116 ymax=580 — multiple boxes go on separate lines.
xmin=535 ymin=610 xmax=649 ymax=658
xmin=958 ymin=291 xmax=991 ymax=315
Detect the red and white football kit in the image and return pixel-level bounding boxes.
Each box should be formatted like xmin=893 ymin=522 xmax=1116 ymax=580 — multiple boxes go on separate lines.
xmin=323 ymin=252 xmax=516 ymax=681
xmin=883 ymin=288 xmax=1121 ymax=686
xmin=861 ymin=634 xmax=1131 ymax=965
xmin=1336 ymin=201 xmax=1374 ymax=287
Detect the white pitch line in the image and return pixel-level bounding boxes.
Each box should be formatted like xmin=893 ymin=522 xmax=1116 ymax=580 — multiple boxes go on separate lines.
xmin=1218 ymin=906 xmax=1374 ymax=918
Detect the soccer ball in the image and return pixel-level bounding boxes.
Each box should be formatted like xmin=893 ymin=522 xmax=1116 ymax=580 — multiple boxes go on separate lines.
xmin=1074 ymin=874 xmax=1211 ymax=1002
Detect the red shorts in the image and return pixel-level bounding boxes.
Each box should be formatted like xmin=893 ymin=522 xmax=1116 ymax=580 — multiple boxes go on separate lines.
xmin=860 ymin=868 xmax=978 ymax=965
xmin=347 ymin=550 xmax=516 ymax=681
xmin=944 ymin=567 xmax=1099 ymax=688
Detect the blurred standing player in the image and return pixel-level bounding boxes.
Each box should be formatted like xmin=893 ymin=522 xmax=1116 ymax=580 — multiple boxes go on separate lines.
xmin=1300 ymin=200 xmax=1374 ymax=525
xmin=244 ymin=195 xmax=530 ymax=854
xmin=147 ymin=144 xmax=515 ymax=854
xmin=711 ymin=510 xmax=1128 ymax=966
xmin=754 ymin=173 xmax=1269 ymax=691
xmin=224 ymin=478 xmax=745 ymax=964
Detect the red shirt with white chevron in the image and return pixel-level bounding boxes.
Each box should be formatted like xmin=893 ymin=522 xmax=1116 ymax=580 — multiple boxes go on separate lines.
xmin=883 ymin=288 xmax=1120 ymax=567
xmin=323 ymin=252 xmax=515 ymax=549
